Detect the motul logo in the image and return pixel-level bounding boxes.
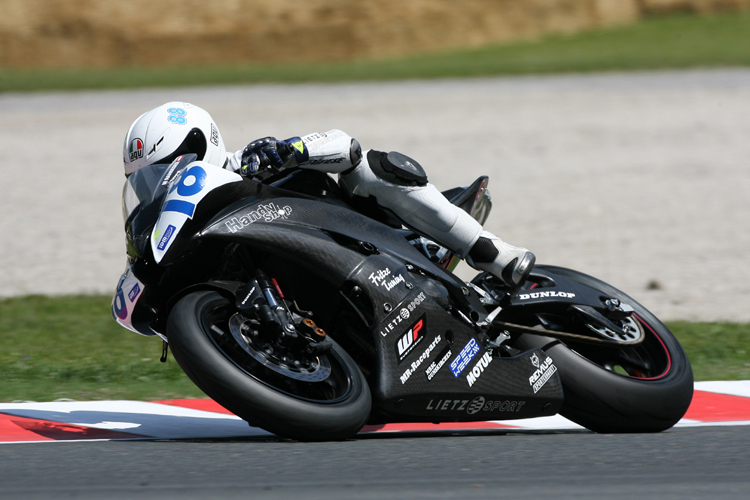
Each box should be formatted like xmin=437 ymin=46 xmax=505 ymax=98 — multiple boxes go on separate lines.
xmin=466 ymin=351 xmax=493 ymax=387
xmin=395 ymin=316 xmax=425 ymax=364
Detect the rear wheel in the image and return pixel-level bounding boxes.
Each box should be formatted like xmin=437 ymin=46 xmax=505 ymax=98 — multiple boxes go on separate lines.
xmin=511 ymin=266 xmax=693 ymax=433
xmin=167 ymin=290 xmax=371 ymax=441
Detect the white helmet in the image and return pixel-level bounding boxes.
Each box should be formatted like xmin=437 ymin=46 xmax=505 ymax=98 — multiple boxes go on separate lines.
xmin=123 ymin=102 xmax=226 ymax=176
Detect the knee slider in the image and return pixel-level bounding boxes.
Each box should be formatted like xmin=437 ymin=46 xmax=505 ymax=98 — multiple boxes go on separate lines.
xmin=468 ymin=236 xmax=499 ymax=264
xmin=367 ymin=150 xmax=428 ymax=187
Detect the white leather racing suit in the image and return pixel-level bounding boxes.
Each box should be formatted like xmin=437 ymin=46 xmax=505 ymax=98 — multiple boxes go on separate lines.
xmin=225 ymin=129 xmax=534 ymax=286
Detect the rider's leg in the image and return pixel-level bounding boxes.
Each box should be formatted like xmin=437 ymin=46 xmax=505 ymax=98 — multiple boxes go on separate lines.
xmin=339 ymin=150 xmax=535 ymax=287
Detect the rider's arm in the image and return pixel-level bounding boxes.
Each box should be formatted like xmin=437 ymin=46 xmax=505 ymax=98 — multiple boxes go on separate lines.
xmin=224 ymin=129 xmax=362 ymax=175
xmin=224 ymin=149 xmax=243 ymax=172
xmin=298 ymin=130 xmax=363 ymax=174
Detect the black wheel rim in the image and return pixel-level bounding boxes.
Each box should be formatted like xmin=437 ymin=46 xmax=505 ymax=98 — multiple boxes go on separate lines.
xmin=564 ymin=313 xmax=671 ymax=380
xmin=199 ymin=295 xmax=356 ymax=404
xmin=520 ymin=267 xmax=673 ymax=381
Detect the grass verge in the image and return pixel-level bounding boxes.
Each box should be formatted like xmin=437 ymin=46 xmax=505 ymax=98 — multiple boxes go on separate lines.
xmin=2 ymin=11 xmax=750 ymax=93
xmin=0 ymin=295 xmax=204 ymax=402
xmin=1 ymin=295 xmax=748 ymax=403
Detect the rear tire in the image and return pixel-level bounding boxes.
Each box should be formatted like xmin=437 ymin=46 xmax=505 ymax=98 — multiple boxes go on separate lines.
xmin=513 ymin=266 xmax=693 ymax=433
xmin=167 ymin=291 xmax=371 ymax=441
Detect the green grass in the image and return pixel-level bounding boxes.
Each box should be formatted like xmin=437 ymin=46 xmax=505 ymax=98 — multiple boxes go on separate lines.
xmin=2 ymin=11 xmax=750 ymax=93
xmin=666 ymin=321 xmax=750 ymax=382
xmin=0 ymin=295 xmax=204 ymax=402
xmin=0 ymin=295 xmax=748 ymax=402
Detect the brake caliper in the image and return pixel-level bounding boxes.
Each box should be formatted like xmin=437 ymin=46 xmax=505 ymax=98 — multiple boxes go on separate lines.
xmin=234 ymin=274 xmax=332 ymax=356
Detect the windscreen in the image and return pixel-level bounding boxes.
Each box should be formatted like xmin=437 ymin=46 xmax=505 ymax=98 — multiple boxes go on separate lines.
xmin=121 ymin=154 xmax=197 ymax=258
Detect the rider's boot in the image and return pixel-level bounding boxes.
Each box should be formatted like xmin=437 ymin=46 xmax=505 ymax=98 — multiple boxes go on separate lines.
xmin=465 ymin=231 xmax=535 ymax=288
xmin=339 ymin=149 xmax=535 ymax=288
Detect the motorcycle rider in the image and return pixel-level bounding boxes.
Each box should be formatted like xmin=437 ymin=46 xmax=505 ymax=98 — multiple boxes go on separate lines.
xmin=123 ymin=102 xmax=535 ymax=288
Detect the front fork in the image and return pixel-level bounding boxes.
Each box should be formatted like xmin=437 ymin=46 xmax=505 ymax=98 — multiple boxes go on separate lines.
xmin=233 ymin=248 xmax=332 ymax=356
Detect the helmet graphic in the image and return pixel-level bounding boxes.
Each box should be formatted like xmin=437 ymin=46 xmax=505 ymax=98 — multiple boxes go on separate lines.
xmin=123 ymin=102 xmax=226 ymax=175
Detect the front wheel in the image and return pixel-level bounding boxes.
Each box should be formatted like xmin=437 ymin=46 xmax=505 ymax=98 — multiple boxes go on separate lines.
xmin=512 ymin=266 xmax=693 ymax=433
xmin=167 ymin=291 xmax=371 ymax=441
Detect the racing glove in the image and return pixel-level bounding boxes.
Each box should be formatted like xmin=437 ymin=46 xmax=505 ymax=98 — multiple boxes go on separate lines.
xmin=240 ymin=136 xmax=309 ymax=176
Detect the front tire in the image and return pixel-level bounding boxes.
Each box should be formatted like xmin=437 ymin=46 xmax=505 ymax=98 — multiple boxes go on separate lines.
xmin=167 ymin=291 xmax=371 ymax=441
xmin=513 ymin=266 xmax=693 ymax=433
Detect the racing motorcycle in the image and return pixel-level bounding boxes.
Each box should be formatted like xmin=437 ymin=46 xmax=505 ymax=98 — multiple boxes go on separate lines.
xmin=113 ymin=154 xmax=693 ymax=441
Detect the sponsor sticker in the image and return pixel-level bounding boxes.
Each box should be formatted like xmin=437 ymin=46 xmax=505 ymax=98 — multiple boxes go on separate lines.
xmin=129 ymin=138 xmax=144 ymax=162
xmin=405 ymin=291 xmax=426 ymax=312
xmin=450 ymin=338 xmax=480 ymax=378
xmin=481 ymin=399 xmax=526 ymax=413
xmin=370 ymin=268 xmax=390 ymax=285
xmin=466 ymin=396 xmax=485 ymax=415
xmin=425 ymin=399 xmax=469 ymax=412
xmin=128 ymin=283 xmax=141 ymax=302
xmin=379 ymin=307 xmax=408 ymax=337
xmin=378 ymin=291 xmax=426 ymax=337
xmin=224 ymin=203 xmax=293 ymax=232
xmin=518 ymin=291 xmax=576 ymax=300
xmin=302 ymin=132 xmax=326 ymax=143
xmin=306 ymin=157 xmax=345 ymax=165
xmin=368 ymin=268 xmax=405 ymax=291
xmin=528 ymin=353 xmax=557 ymax=394
xmin=395 ymin=317 xmax=426 ymax=364
xmin=302 ymin=130 xmax=343 ymax=147
xmin=399 ymin=333 xmax=441 ymax=384
xmin=425 ymin=345 xmax=452 ymax=381
xmin=466 ymin=396 xmax=526 ymax=415
xmin=210 ymin=123 xmax=219 ymax=146
xmin=161 ymin=157 xmax=183 ymax=186
xmin=466 ymin=351 xmax=493 ymax=387
xmin=157 ymin=224 xmax=176 ymax=251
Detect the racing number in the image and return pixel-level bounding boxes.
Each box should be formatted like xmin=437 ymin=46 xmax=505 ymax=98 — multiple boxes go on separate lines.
xmin=112 ymin=278 xmax=128 ymax=320
xmin=164 ymin=165 xmax=207 ymax=218
xmin=167 ymin=107 xmax=187 ymax=124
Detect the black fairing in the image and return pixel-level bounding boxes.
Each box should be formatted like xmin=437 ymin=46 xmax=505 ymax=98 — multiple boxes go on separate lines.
xmin=194 ymin=171 xmax=563 ymax=422
xmin=126 ymin=168 xmax=564 ymax=423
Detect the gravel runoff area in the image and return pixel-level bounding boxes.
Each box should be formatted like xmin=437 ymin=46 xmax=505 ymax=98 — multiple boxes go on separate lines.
xmin=1 ymin=69 xmax=748 ymax=322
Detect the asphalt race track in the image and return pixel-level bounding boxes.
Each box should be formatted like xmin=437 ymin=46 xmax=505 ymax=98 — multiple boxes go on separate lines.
xmin=0 ymin=427 xmax=748 ymax=499
xmin=0 ymin=384 xmax=749 ymax=498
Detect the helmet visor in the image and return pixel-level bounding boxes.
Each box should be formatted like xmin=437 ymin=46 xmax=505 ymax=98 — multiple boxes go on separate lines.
xmin=157 ymin=128 xmax=207 ymax=165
